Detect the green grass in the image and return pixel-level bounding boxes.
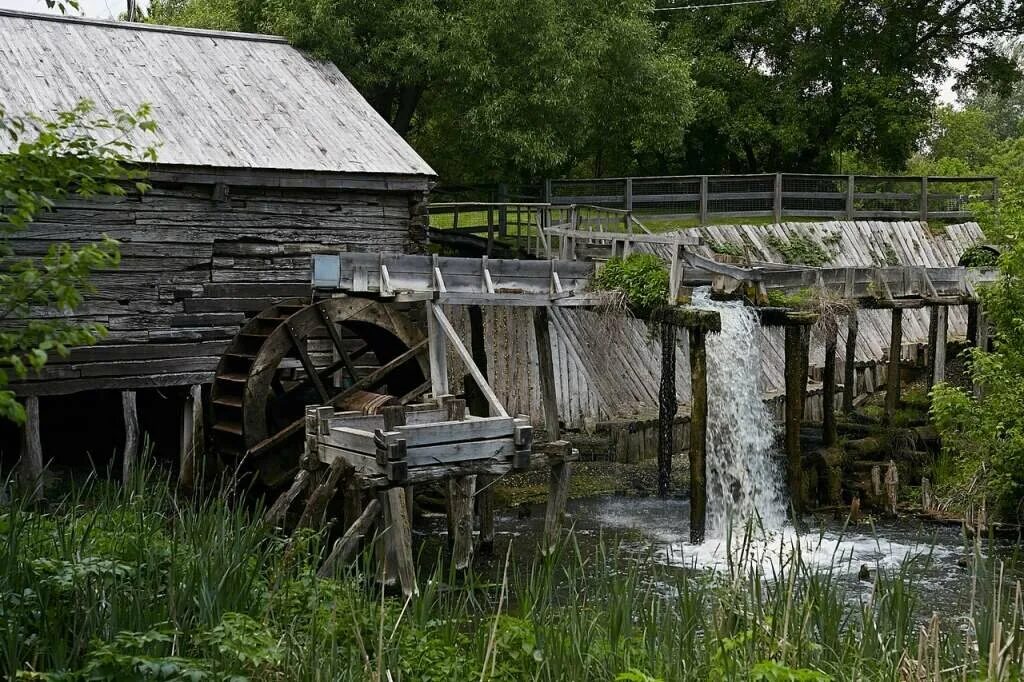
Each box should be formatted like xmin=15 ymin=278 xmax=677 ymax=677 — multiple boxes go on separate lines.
xmin=3 ymin=465 xmax=1023 ymax=680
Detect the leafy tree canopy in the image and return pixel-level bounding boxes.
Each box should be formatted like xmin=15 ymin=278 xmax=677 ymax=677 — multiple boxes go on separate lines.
xmin=0 ymin=101 xmax=157 ymax=422
xmin=148 ymin=0 xmax=695 ymax=183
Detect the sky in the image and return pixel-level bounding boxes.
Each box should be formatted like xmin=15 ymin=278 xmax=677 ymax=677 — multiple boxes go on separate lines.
xmin=0 ymin=0 xmax=962 ymax=106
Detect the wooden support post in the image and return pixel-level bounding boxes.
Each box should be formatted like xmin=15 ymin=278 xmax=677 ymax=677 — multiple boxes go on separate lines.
xmin=843 ymin=309 xmax=858 ymax=414
xmin=386 ymin=487 xmax=417 ymax=597
xmin=122 ymin=390 xmax=140 ymax=484
xmin=543 ymin=441 xmax=573 ymax=555
xmin=822 ymin=324 xmax=838 ymax=447
xmin=624 ymin=177 xmax=633 ymax=212
xmin=179 ymin=384 xmax=203 ymax=490
xmin=967 ymin=301 xmax=979 ymax=347
xmin=784 ymin=325 xmax=809 ymax=517
xmin=19 ymin=395 xmax=43 ymax=501
xmin=926 ymin=305 xmax=939 ymax=391
xmin=846 ymin=175 xmax=855 ymax=218
xmin=920 ymin=176 xmax=929 ymax=222
xmin=773 ymin=172 xmax=783 ymax=222
xmin=264 ymin=469 xmax=313 ymax=528
xmin=533 ymin=306 xmax=560 ymax=441
xmin=448 ymin=475 xmax=476 ymax=571
xmin=297 ymin=458 xmax=352 ymax=531
xmin=657 ymin=319 xmax=678 ymax=498
xmin=885 ymin=308 xmax=903 ymax=423
xmin=699 ymin=175 xmax=709 ymax=225
xmin=931 ymin=305 xmax=947 ymax=387
xmin=465 ymin=305 xmax=495 ymax=553
xmin=688 ymin=328 xmax=708 ymax=544
xmin=425 ymin=301 xmax=449 ymax=398
xmin=319 ymin=498 xmax=380 ymax=577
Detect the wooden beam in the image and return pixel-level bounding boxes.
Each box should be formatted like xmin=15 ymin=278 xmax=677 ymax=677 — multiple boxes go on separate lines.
xmin=843 ymin=310 xmax=859 ymax=414
xmin=286 ymin=325 xmax=330 ymax=403
xmin=448 ymin=475 xmax=476 ymax=571
xmin=316 ymin=303 xmax=359 ymax=384
xmin=263 ymin=468 xmax=313 ymax=528
xmin=19 ymin=395 xmax=43 ymax=501
xmin=122 ymin=390 xmax=140 ymax=484
xmin=657 ymin=319 xmax=678 ymax=498
xmin=385 ymin=487 xmax=417 ymax=598
xmin=297 ymin=458 xmax=352 ymax=531
xmin=425 ymin=301 xmax=449 ymax=398
xmin=885 ymin=309 xmax=903 ymax=423
xmin=532 ymin=306 xmax=560 ymax=440
xmin=933 ymin=305 xmax=947 ymax=386
xmin=318 ymin=497 xmax=380 ymax=577
xmin=688 ymin=328 xmax=708 ymax=544
xmin=430 ymin=305 xmax=508 ymax=418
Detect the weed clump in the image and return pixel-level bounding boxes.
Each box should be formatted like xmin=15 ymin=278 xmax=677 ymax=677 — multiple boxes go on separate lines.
xmin=593 ymin=254 xmax=669 ymax=316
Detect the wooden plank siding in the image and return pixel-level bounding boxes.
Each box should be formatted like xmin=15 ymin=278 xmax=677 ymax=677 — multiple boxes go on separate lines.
xmin=10 ymin=177 xmax=427 ymax=395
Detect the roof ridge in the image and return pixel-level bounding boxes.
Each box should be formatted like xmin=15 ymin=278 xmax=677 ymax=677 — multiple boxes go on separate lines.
xmin=0 ymin=7 xmax=288 ymax=44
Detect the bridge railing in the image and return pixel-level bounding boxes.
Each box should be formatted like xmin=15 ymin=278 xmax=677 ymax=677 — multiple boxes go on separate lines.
xmin=545 ymin=174 xmax=998 ymax=223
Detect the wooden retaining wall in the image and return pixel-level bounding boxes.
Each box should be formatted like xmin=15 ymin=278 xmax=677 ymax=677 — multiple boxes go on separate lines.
xmin=447 ymin=221 xmax=985 ymax=447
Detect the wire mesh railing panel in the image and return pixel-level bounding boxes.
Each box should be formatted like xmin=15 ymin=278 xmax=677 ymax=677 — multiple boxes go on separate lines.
xmin=632 ymin=177 xmax=701 ymax=217
xmin=852 ymin=177 xmax=924 ymax=217
xmin=549 ymin=179 xmax=627 ymax=208
xmin=782 ymin=175 xmax=847 ymax=216
xmin=707 ymin=175 xmax=774 ymax=216
xmin=926 ymin=178 xmax=997 ymax=218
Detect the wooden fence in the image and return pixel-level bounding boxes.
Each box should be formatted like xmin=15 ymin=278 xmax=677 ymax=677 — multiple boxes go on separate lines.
xmin=544 ymin=174 xmax=998 ymax=222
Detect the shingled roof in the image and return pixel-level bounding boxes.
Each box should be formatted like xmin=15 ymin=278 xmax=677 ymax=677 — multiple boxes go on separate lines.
xmin=0 ymin=9 xmax=435 ymax=177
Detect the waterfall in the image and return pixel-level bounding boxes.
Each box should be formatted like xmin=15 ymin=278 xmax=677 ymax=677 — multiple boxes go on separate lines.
xmin=691 ymin=287 xmax=786 ymax=536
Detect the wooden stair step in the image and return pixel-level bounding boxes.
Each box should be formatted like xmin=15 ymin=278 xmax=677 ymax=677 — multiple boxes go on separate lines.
xmin=212 ymin=421 xmax=244 ymax=437
xmin=213 ymin=395 xmax=243 ymax=408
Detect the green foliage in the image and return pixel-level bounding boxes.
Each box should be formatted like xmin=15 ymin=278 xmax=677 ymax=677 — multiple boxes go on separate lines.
xmin=148 ymin=0 xmax=694 ymax=183
xmin=764 ymin=234 xmax=833 ymax=267
xmin=0 ymin=100 xmax=157 ymax=422
xmin=709 ymin=241 xmax=744 ymax=258
xmin=959 ymin=245 xmax=1000 ymax=267
xmin=592 ymin=254 xmax=669 ymax=316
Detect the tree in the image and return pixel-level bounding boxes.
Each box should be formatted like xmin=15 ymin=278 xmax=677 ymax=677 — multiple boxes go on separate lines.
xmin=147 ymin=0 xmax=695 ymax=183
xmin=0 ymin=101 xmax=158 ymax=423
xmin=665 ymin=0 xmax=1024 ymax=173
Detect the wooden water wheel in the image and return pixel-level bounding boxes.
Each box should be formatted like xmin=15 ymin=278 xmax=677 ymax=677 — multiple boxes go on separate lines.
xmin=210 ymin=296 xmax=430 ymax=486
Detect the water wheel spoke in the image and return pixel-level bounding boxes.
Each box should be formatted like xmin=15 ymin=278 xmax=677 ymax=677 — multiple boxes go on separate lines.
xmin=316 ymin=302 xmax=361 ymax=384
xmin=285 ymin=324 xmax=331 ymax=403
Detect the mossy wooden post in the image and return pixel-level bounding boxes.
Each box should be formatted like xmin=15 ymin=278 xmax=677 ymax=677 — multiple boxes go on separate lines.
xmin=19 ymin=395 xmax=43 ymax=502
xmin=467 ymin=305 xmax=495 ymax=554
xmin=445 ymin=398 xmax=476 ymax=571
xmin=843 ymin=309 xmax=859 ymax=414
xmin=543 ymin=440 xmax=573 ymax=555
xmin=386 ymin=487 xmax=417 ymax=597
xmin=657 ymin=319 xmax=678 ymax=498
xmin=784 ymin=324 xmax=809 ymax=517
xmin=926 ymin=305 xmax=939 ymax=390
xmin=688 ymin=327 xmax=708 ymax=543
xmin=931 ymin=305 xmax=947 ymax=386
xmin=122 ymin=390 xmax=140 ymax=484
xmin=822 ymin=324 xmax=838 ymax=447
xmin=885 ymin=308 xmax=903 ymax=423
xmin=532 ymin=306 xmax=560 ymax=441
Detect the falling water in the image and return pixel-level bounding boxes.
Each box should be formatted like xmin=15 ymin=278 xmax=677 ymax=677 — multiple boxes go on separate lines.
xmin=691 ymin=287 xmax=786 ymax=536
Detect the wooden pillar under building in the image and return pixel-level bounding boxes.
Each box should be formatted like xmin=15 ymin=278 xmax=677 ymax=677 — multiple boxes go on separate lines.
xmin=19 ymin=395 xmax=43 ymax=501
xmin=822 ymin=324 xmax=838 ymax=447
xmin=784 ymin=324 xmax=809 ymax=518
xmin=179 ymin=384 xmax=203 ymax=490
xmin=443 ymin=398 xmax=476 ymax=571
xmin=122 ymin=390 xmax=140 ymax=484
xmin=657 ymin=319 xmax=678 ymax=498
xmin=385 ymin=487 xmax=417 ymax=597
xmin=688 ymin=328 xmax=708 ymax=544
xmin=532 ymin=306 xmax=560 ymax=441
xmin=967 ymin=301 xmax=979 ymax=347
xmin=843 ymin=309 xmax=859 ymax=414
xmin=885 ymin=309 xmax=903 ymax=423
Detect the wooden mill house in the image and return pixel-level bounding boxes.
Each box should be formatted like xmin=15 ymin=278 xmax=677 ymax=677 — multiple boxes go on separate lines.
xmin=0 ymin=10 xmax=436 ymax=477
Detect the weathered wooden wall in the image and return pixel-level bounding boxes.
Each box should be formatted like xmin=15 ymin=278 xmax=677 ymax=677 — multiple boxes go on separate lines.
xmin=11 ymin=176 xmax=426 ymax=396
xmin=448 ymin=221 xmax=985 ymax=435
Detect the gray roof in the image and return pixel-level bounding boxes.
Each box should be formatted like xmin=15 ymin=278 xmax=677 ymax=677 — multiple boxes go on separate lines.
xmin=0 ymin=10 xmax=435 ymax=177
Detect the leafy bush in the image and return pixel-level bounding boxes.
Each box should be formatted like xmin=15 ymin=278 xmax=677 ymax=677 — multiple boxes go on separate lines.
xmin=592 ymin=254 xmax=669 ymax=315
xmin=764 ymin=234 xmax=833 ymax=266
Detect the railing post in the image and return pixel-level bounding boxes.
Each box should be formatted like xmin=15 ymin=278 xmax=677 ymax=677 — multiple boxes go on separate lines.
xmin=543 ymin=179 xmax=553 ymax=230
xmin=920 ymin=177 xmax=929 ymax=222
xmin=497 ymin=183 xmax=508 ymax=238
xmin=624 ymin=177 xmax=633 ymax=212
xmin=773 ymin=172 xmax=783 ymax=223
xmin=846 ymin=175 xmax=855 ymax=219
xmin=699 ymin=175 xmax=709 ymax=225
